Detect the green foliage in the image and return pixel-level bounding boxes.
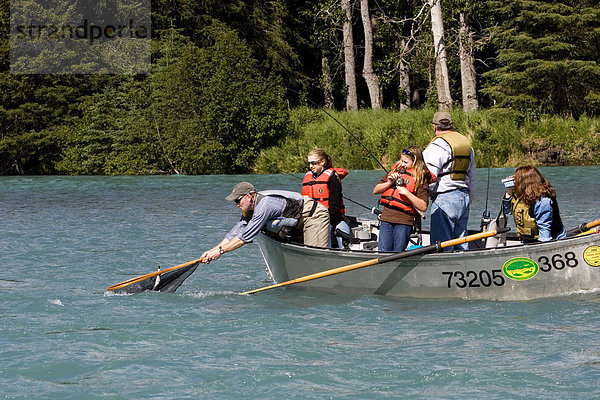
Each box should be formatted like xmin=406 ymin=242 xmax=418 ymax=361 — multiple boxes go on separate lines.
xmin=52 ymin=25 xmax=290 ymax=175
xmin=254 ymin=108 xmax=600 ymax=173
xmin=2 ymin=0 xmax=600 ymax=175
xmin=55 ymin=77 xmax=164 ymax=175
xmin=0 ymin=128 xmax=60 ymax=174
xmin=255 ymin=108 xmax=435 ymax=173
xmin=151 ymin=23 xmax=290 ymax=174
xmin=518 ymin=115 xmax=600 ymax=165
xmin=458 ymin=108 xmax=522 ymax=166
xmin=0 ymin=74 xmax=111 ymax=174
xmin=152 ymin=0 xmax=312 ymax=98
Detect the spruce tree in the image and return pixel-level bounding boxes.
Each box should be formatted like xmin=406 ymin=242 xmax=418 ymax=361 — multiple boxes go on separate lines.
xmin=483 ymin=0 xmax=600 ymax=118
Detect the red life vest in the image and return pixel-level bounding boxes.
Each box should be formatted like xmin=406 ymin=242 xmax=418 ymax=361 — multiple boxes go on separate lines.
xmin=302 ymin=168 xmax=347 ymax=213
xmin=379 ymin=164 xmax=418 ymax=215
xmin=333 ymin=167 xmax=348 ymax=180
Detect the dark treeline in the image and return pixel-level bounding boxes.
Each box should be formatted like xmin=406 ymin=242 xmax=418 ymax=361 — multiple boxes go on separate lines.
xmin=1 ymin=0 xmax=599 ymax=175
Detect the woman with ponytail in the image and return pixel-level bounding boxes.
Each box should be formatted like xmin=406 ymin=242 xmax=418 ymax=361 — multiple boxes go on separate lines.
xmin=302 ymin=148 xmax=351 ymax=248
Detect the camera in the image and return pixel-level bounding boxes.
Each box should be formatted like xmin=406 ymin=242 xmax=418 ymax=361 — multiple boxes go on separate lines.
xmin=501 ymin=176 xmax=514 ymax=188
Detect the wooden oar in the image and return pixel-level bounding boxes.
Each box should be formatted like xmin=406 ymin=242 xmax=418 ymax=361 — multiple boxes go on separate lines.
xmin=107 ymin=257 xmax=206 ymax=292
xmin=239 ymin=227 xmax=510 ymax=295
xmin=566 ymin=218 xmax=600 ymax=237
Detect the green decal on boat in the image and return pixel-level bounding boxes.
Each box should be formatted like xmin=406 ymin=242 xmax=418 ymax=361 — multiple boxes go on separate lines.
xmin=503 ymin=257 xmax=539 ymax=281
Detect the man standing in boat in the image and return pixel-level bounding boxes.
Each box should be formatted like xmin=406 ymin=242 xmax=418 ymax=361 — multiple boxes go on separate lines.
xmin=200 ymin=182 xmax=329 ymax=262
xmin=423 ymin=112 xmax=476 ymax=250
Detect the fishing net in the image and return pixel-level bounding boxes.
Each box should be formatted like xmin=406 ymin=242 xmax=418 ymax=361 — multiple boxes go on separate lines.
xmin=111 ymin=261 xmax=200 ymax=294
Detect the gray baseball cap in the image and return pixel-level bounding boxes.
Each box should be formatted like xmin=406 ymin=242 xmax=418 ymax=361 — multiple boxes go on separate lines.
xmin=225 ymin=182 xmax=256 ymax=201
xmin=432 ymin=111 xmax=452 ymax=127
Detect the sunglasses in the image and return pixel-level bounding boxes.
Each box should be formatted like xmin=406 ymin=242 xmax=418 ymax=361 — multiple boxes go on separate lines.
xmin=307 ymin=160 xmax=321 ymax=166
xmin=234 ymin=194 xmax=245 ymax=204
xmin=402 ymin=149 xmax=413 ymax=157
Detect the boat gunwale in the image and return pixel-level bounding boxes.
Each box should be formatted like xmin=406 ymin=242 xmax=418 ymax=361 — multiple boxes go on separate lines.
xmin=257 ymin=230 xmax=599 ymax=260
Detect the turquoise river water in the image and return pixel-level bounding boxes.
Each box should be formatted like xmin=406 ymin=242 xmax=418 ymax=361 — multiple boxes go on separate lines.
xmin=1 ymin=167 xmax=599 ymax=399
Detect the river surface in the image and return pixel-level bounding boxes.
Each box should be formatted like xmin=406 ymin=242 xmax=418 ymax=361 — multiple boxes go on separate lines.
xmin=1 ymin=167 xmax=599 ymax=399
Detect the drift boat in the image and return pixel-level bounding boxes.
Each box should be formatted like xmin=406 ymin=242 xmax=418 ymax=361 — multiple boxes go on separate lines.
xmin=254 ymin=218 xmax=600 ymax=301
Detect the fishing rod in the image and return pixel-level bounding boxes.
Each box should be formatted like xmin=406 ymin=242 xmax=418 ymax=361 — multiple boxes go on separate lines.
xmin=313 ymin=107 xmax=388 ymax=172
xmin=479 ymin=163 xmax=509 ymax=232
xmin=220 ymin=80 xmax=388 ymax=172
xmin=280 ymin=89 xmax=390 ymax=215
xmin=286 ymin=88 xmax=389 ymax=173
xmin=285 ymin=89 xmax=429 ymax=219
xmin=343 ymin=194 xmax=381 ymax=216
xmin=284 ymin=88 xmax=431 ymax=220
xmin=480 ymin=166 xmax=491 ymax=230
xmin=281 ymin=90 xmax=432 ymax=221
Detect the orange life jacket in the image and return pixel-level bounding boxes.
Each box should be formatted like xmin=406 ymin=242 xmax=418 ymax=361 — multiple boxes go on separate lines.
xmin=333 ymin=167 xmax=348 ymax=180
xmin=379 ymin=164 xmax=418 ymax=215
xmin=302 ymin=168 xmax=346 ymax=213
xmin=378 ymin=163 xmax=436 ymax=215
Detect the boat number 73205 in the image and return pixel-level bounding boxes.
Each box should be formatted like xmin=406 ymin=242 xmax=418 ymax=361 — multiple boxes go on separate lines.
xmin=442 ymin=251 xmax=579 ymax=289
xmin=442 ymin=270 xmax=505 ymax=288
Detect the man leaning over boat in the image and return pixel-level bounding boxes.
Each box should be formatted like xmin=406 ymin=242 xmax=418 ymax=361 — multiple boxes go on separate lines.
xmin=200 ymin=182 xmax=329 ymax=262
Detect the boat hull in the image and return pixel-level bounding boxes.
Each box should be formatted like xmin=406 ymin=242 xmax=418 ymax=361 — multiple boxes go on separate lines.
xmin=256 ymin=233 xmax=600 ymax=300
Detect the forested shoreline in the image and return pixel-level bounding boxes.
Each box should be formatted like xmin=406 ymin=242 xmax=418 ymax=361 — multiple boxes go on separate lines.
xmin=254 ymin=108 xmax=600 ymax=173
xmin=1 ymin=0 xmax=599 ymax=175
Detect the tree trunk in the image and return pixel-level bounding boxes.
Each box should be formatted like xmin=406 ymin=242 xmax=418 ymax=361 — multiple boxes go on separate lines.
xmin=429 ymin=0 xmax=452 ymax=111
xmin=341 ymin=0 xmax=358 ymax=111
xmin=360 ymin=0 xmax=382 ymax=109
xmin=398 ymin=38 xmax=411 ymax=110
xmin=321 ymin=53 xmax=335 ymax=108
xmin=459 ymin=13 xmax=479 ymax=112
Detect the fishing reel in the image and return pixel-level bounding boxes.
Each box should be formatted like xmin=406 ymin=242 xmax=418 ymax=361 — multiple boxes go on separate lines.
xmin=334 ymin=228 xmax=360 ymax=249
xmin=480 ymin=210 xmax=492 ymax=231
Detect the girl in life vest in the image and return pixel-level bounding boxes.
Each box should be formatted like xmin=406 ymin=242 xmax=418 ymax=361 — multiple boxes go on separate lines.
xmin=373 ymin=146 xmax=435 ymax=252
xmin=502 ymin=165 xmax=565 ymax=242
xmin=302 ymin=148 xmax=350 ymax=248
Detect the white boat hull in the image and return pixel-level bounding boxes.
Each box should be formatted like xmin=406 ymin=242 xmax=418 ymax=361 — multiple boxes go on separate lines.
xmin=256 ymin=232 xmax=600 ymax=300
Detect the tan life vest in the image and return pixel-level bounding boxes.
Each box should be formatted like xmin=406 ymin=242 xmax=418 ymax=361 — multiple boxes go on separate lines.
xmin=511 ymin=197 xmax=539 ymax=241
xmin=430 ymin=131 xmax=472 ymax=181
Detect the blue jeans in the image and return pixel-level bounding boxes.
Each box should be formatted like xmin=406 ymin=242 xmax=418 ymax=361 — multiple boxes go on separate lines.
xmin=430 ymin=189 xmax=470 ymax=251
xmin=330 ymin=220 xmax=351 ymax=248
xmin=378 ymin=220 xmax=412 ymax=252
